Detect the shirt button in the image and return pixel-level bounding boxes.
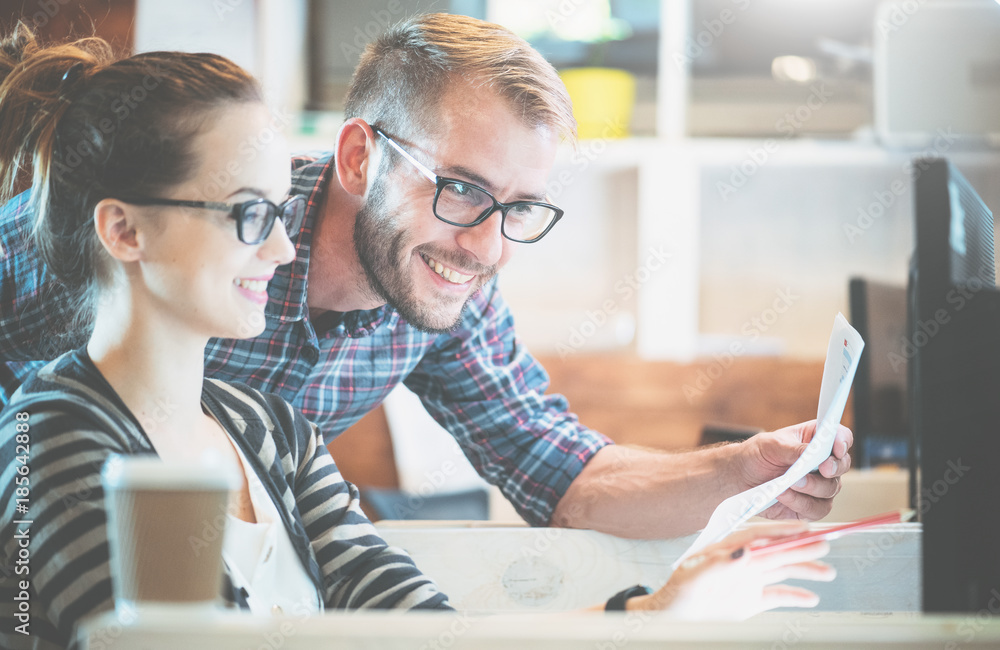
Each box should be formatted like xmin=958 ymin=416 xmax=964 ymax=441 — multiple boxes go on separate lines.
xmin=301 ymin=347 xmax=319 ymax=364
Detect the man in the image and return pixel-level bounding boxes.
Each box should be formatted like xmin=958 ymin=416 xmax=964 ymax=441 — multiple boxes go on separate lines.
xmin=0 ymin=13 xmax=850 ymax=539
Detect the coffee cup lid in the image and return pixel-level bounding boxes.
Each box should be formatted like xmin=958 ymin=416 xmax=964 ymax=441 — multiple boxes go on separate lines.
xmin=101 ymin=452 xmax=240 ymax=491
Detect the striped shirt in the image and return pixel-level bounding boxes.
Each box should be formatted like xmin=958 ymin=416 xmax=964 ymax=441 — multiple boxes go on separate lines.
xmin=0 ymin=349 xmax=451 ymax=650
xmin=0 ymin=154 xmax=612 ymax=527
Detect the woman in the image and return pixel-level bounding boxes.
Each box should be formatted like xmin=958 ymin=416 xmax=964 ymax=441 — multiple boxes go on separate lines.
xmin=0 ymin=24 xmax=832 ymax=650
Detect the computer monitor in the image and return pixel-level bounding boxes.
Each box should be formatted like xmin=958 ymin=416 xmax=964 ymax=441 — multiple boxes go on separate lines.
xmin=908 ymin=157 xmax=1000 ymax=613
xmin=848 ymin=278 xmax=909 ymax=468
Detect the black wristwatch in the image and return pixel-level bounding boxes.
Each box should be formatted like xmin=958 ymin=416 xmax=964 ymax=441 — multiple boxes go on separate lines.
xmin=605 ymin=585 xmax=652 ymax=611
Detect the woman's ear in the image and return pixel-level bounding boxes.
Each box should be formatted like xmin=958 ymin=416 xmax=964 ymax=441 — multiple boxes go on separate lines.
xmin=93 ymin=198 xmax=142 ymax=262
xmin=335 ymin=118 xmax=378 ymax=197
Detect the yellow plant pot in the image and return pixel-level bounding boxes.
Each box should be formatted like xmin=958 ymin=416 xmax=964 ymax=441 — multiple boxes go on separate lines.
xmin=560 ymin=67 xmax=636 ymax=140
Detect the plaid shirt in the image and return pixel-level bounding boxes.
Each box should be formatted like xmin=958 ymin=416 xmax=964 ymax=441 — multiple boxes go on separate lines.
xmin=0 ymin=154 xmax=610 ymax=526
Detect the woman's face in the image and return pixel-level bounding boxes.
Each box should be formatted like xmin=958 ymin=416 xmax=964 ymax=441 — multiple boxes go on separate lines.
xmin=133 ymin=102 xmax=296 ymax=340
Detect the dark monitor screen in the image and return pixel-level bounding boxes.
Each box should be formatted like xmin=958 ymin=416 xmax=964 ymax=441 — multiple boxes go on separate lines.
xmin=848 ymin=278 xmax=908 ymax=468
xmin=909 ymin=157 xmax=1000 ymax=613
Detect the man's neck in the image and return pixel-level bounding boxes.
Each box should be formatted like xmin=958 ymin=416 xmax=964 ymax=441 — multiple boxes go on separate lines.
xmin=306 ymin=173 xmax=385 ymax=314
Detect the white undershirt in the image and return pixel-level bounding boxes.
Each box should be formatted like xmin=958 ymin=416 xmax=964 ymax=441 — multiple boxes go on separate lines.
xmin=221 ymin=438 xmax=323 ymax=616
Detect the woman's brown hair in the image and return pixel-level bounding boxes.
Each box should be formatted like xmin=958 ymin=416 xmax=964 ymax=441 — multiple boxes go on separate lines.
xmin=0 ymin=22 xmax=263 ymax=344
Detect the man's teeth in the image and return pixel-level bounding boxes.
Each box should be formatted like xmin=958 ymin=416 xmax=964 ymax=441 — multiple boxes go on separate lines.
xmin=422 ymin=254 xmax=473 ymax=284
xmin=234 ymin=278 xmax=268 ymax=293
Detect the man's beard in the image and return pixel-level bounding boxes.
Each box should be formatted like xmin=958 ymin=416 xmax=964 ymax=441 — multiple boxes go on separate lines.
xmin=352 ymin=177 xmax=497 ymax=334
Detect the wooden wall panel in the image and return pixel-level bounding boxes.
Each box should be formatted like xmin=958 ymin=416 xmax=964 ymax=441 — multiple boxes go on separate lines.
xmin=536 ymin=354 xmax=844 ymax=450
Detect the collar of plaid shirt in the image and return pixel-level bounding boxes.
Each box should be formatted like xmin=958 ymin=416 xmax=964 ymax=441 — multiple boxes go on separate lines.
xmin=265 ymin=153 xmax=399 ymax=339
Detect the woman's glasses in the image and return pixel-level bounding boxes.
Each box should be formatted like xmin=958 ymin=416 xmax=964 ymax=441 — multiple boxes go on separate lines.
xmin=121 ymin=195 xmax=307 ymax=245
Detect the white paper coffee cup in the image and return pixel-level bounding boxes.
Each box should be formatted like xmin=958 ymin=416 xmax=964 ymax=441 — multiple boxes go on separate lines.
xmin=101 ymin=454 xmax=240 ymax=611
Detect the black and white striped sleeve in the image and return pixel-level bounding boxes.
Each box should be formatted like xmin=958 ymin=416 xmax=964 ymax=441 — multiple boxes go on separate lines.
xmin=290 ymin=412 xmax=452 ymax=611
xmin=0 ymin=400 xmax=121 ymax=646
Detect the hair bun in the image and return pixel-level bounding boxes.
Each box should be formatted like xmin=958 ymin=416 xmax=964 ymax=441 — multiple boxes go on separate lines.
xmin=0 ymin=21 xmax=40 ymax=78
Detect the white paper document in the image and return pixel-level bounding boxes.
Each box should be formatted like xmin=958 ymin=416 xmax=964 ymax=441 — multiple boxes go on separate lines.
xmin=672 ymin=313 xmax=865 ymax=568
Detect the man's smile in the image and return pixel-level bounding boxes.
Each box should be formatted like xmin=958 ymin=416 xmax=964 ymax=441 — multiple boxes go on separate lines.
xmin=420 ymin=252 xmax=474 ymax=285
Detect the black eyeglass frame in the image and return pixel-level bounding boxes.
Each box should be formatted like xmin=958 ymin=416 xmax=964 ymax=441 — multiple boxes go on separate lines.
xmin=371 ymin=126 xmax=563 ymax=244
xmin=121 ymin=195 xmax=306 ymax=245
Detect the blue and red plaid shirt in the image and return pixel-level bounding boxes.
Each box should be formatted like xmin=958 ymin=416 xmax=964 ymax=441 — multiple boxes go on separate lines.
xmin=0 ymin=154 xmax=611 ymax=526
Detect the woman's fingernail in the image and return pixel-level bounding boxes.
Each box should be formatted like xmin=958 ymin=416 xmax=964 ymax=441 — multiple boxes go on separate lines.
xmin=794 ymin=477 xmax=808 ymax=489
xmin=730 ymin=547 xmax=745 ymax=560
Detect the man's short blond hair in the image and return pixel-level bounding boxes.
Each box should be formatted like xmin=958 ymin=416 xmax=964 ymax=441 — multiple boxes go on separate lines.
xmin=344 ymin=13 xmax=576 ymax=142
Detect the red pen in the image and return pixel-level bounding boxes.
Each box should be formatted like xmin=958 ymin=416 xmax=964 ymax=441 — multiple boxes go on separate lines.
xmin=746 ymin=509 xmax=916 ymax=556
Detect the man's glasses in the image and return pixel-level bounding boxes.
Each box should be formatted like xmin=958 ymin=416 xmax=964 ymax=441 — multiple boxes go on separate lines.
xmin=121 ymin=195 xmax=307 ymax=245
xmin=372 ymin=126 xmax=563 ymax=244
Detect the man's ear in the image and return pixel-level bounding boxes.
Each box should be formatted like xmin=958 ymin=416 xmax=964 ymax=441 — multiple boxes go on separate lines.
xmin=335 ymin=118 xmax=378 ymax=197
xmin=93 ymin=198 xmax=142 ymax=262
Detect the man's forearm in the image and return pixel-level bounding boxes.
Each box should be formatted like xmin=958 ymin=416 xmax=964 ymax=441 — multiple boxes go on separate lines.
xmin=550 ymin=444 xmax=747 ymax=539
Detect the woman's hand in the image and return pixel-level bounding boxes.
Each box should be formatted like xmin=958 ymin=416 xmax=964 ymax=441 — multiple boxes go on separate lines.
xmin=630 ymin=521 xmax=836 ymax=620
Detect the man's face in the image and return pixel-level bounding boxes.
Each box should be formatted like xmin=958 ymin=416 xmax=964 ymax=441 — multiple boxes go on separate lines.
xmin=353 ymin=86 xmax=560 ymax=333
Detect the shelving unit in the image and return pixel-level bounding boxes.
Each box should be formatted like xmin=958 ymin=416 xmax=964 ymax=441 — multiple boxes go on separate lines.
xmin=136 ymin=0 xmax=1000 ymax=360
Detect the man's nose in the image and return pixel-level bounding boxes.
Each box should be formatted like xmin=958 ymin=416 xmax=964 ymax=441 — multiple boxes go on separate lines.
xmin=454 ymin=208 xmax=504 ymax=267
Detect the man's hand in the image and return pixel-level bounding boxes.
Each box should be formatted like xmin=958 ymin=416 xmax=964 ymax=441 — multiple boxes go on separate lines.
xmin=552 ymin=420 xmax=853 ymax=538
xmin=737 ymin=420 xmax=853 ymax=521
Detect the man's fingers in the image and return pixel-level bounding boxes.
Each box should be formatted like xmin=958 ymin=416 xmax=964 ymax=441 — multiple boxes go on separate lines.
xmin=790 ymin=473 xmax=842 ymax=499
xmin=774 ymin=488 xmax=834 ymax=521
xmin=796 ymin=420 xmax=818 ymax=444
xmin=818 ymin=450 xmax=851 ymax=478
xmin=834 ymin=424 xmax=854 ymax=456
